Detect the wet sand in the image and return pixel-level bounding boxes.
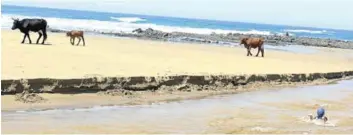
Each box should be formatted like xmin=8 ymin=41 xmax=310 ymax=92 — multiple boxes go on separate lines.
xmin=2 ymin=30 xmax=353 ymax=79
xmin=1 ymin=78 xmax=342 ymax=111
xmin=2 ymin=79 xmax=353 ymax=134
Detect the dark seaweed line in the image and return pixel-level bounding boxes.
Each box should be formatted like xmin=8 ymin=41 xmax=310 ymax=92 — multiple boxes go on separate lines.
xmin=2 ymin=71 xmax=353 ymax=95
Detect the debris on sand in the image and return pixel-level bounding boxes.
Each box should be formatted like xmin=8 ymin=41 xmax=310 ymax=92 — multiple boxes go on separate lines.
xmin=250 ymin=126 xmax=276 ymax=133
xmin=15 ymin=91 xmax=47 ymax=103
xmin=97 ymin=89 xmax=134 ymax=96
xmin=14 ymin=79 xmax=47 ymax=103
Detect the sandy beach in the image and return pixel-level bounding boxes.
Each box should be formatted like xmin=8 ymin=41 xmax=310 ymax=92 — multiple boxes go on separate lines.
xmin=2 ymin=30 xmax=353 ymax=80
xmin=2 ymin=29 xmax=353 ymax=109
xmin=2 ymin=29 xmax=353 ymax=134
xmin=3 ymin=1 xmax=353 ymax=133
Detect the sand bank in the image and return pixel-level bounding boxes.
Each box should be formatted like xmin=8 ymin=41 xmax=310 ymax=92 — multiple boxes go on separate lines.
xmin=1 ymin=76 xmax=352 ymax=112
xmin=2 ymin=30 xmax=353 ymax=80
xmin=2 ymin=29 xmax=353 ymax=111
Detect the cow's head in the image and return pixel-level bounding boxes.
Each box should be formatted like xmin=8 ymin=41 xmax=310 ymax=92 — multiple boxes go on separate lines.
xmin=66 ymin=32 xmax=71 ymax=37
xmin=11 ymin=18 xmax=20 ymax=30
xmin=239 ymin=37 xmax=249 ymax=45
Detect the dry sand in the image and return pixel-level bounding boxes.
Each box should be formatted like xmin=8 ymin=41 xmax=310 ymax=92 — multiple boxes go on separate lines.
xmin=2 ymin=30 xmax=353 ymax=80
xmin=2 ymin=29 xmax=353 ymax=111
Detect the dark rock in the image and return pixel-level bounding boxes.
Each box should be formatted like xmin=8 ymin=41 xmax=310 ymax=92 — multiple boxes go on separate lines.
xmin=132 ymin=28 xmax=143 ymax=34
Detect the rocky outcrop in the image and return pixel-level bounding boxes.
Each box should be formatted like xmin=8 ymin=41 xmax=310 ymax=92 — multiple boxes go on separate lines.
xmin=48 ymin=28 xmax=353 ymax=49
xmin=2 ymin=71 xmax=353 ymax=95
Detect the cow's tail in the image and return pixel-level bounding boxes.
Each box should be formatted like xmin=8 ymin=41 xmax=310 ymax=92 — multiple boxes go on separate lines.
xmin=41 ymin=19 xmax=48 ymax=28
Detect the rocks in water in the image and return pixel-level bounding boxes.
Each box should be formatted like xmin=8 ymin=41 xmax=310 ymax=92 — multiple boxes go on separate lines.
xmin=132 ymin=28 xmax=170 ymax=40
xmin=48 ymin=28 xmax=67 ymax=33
xmin=46 ymin=26 xmax=353 ymax=49
xmin=15 ymin=91 xmax=46 ymax=103
xmin=145 ymin=28 xmax=154 ymax=33
xmin=132 ymin=28 xmax=143 ymax=34
xmin=128 ymin=28 xmax=353 ymax=49
xmin=163 ymin=33 xmax=170 ymax=37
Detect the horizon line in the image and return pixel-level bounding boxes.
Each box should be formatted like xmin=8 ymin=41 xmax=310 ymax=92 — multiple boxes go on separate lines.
xmin=2 ymin=4 xmax=353 ymax=32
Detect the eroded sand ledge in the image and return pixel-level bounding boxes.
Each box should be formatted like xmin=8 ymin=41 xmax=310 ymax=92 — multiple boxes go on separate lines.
xmin=2 ymin=71 xmax=353 ymax=95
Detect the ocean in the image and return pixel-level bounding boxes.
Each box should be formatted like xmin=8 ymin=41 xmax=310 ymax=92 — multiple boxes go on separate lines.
xmin=2 ymin=5 xmax=353 ymax=40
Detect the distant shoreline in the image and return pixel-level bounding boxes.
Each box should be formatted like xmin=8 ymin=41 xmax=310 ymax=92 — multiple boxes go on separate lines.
xmin=48 ymin=27 xmax=353 ymax=49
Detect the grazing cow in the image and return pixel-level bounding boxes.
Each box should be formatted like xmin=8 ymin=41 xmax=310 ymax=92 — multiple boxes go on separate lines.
xmin=239 ymin=37 xmax=265 ymax=57
xmin=66 ymin=30 xmax=85 ymax=46
xmin=11 ymin=18 xmax=48 ymax=44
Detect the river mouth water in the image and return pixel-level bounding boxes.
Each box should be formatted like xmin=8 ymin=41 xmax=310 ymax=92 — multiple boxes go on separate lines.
xmin=2 ymin=79 xmax=353 ymax=134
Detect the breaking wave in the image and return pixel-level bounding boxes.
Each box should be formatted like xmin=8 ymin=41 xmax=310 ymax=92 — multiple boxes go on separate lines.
xmin=283 ymin=29 xmax=333 ymax=34
xmin=110 ymin=17 xmax=147 ymax=23
xmin=2 ymin=14 xmax=271 ymax=35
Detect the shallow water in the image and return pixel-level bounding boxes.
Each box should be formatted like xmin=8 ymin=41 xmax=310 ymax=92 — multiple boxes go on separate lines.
xmin=2 ymin=79 xmax=353 ymax=134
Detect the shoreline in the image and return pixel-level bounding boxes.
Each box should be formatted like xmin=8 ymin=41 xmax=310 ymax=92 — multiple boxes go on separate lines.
xmin=48 ymin=28 xmax=353 ymax=49
xmin=2 ymin=71 xmax=353 ymax=111
xmin=2 ymin=71 xmax=353 ymax=95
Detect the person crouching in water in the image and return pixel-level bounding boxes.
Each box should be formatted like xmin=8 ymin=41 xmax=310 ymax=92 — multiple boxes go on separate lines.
xmin=308 ymin=107 xmax=328 ymax=123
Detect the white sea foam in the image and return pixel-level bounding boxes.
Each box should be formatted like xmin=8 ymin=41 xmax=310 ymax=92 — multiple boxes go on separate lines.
xmin=283 ymin=29 xmax=333 ymax=34
xmin=299 ymin=116 xmax=336 ymax=127
xmin=110 ymin=17 xmax=146 ymax=23
xmin=250 ymin=126 xmax=276 ymax=132
xmin=2 ymin=14 xmax=272 ymax=35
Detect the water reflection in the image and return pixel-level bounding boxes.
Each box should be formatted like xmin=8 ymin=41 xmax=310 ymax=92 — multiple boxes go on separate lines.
xmin=2 ymin=79 xmax=353 ymax=134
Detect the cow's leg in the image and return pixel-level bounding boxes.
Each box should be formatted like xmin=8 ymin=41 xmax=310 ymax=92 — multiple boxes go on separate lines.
xmin=21 ymin=34 xmax=27 ymax=44
xmin=247 ymin=47 xmax=252 ymax=56
xmin=81 ymin=36 xmax=85 ymax=46
xmin=42 ymin=29 xmax=47 ymax=44
xmin=36 ymin=32 xmax=42 ymax=44
xmin=70 ymin=37 xmax=74 ymax=45
xmin=256 ymin=47 xmax=261 ymax=57
xmin=27 ymin=33 xmax=32 ymax=44
xmin=246 ymin=46 xmax=249 ymax=56
xmin=260 ymin=44 xmax=265 ymax=57
xmin=77 ymin=37 xmax=81 ymax=46
xmin=73 ymin=37 xmax=75 ymax=45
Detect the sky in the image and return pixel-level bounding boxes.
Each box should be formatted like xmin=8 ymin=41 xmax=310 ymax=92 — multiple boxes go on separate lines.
xmin=2 ymin=0 xmax=353 ymax=30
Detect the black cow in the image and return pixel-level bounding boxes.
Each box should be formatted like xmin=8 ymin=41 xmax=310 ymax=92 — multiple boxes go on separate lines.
xmin=11 ymin=18 xmax=48 ymax=44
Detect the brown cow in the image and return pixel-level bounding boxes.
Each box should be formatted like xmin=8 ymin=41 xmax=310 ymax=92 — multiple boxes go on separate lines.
xmin=239 ymin=37 xmax=265 ymax=57
xmin=66 ymin=30 xmax=85 ymax=46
